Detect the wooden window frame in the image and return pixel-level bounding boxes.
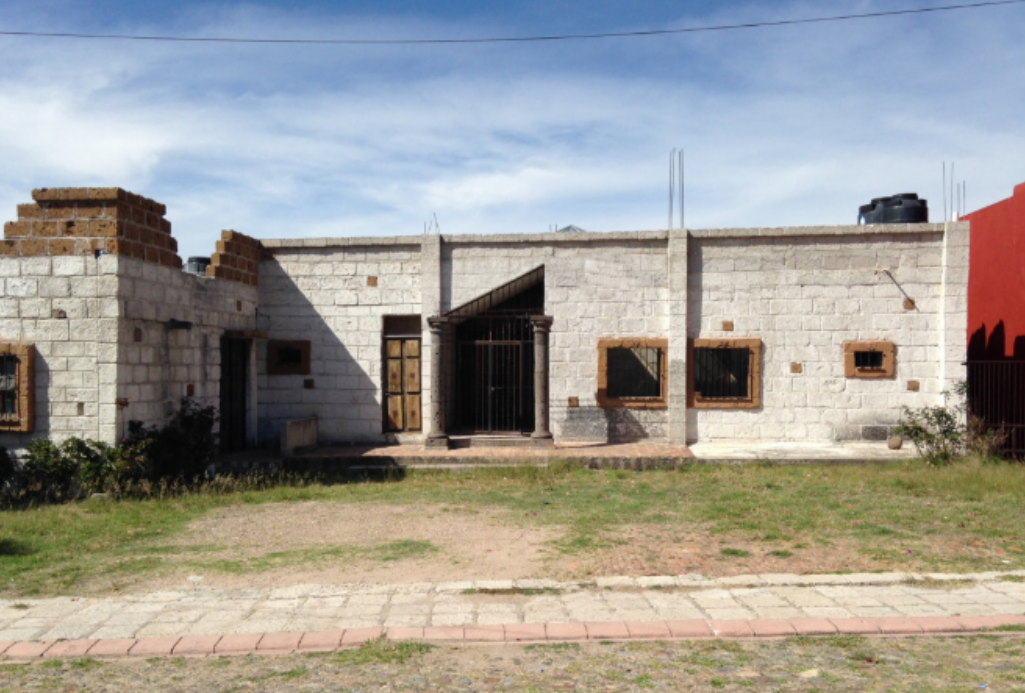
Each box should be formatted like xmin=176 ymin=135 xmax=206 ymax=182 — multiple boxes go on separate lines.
xmin=844 ymin=340 xmax=896 ymax=379
xmin=0 ymin=342 xmax=34 ymax=433
xmin=687 ymin=338 xmax=762 ymax=410
xmin=596 ymin=338 xmax=668 ymax=410
xmin=266 ymin=340 xmax=311 ymax=376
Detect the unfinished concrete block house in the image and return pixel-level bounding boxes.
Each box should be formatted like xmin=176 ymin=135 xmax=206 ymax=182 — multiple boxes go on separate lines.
xmin=0 ymin=187 xmax=968 ymax=454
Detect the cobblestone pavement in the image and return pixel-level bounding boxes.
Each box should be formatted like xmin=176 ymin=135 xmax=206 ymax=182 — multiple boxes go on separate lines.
xmin=2 ymin=570 xmax=1024 ymax=652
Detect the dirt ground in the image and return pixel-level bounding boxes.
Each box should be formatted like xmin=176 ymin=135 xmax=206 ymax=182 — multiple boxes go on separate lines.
xmin=151 ymin=502 xmax=568 ymax=590
xmin=112 ymin=499 xmax=996 ymax=593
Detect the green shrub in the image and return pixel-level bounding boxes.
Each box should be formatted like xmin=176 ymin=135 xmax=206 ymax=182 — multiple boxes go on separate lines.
xmin=896 ymin=381 xmax=1007 ymax=465
xmin=131 ymin=398 xmax=218 ymax=481
xmin=74 ymin=437 xmax=151 ymax=494
xmin=20 ymin=438 xmax=80 ymax=502
xmin=0 ymin=447 xmax=14 ymax=488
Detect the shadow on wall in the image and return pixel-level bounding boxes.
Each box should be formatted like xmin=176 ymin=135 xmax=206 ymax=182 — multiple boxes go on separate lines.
xmin=968 ymin=322 xmax=1025 ymax=361
xmin=558 ymin=406 xmax=662 ymax=443
xmin=256 ymin=266 xmax=380 ymax=446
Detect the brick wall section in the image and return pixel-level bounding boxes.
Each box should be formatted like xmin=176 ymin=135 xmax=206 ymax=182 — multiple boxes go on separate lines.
xmin=0 ymin=254 xmax=122 ymax=450
xmin=256 ymin=238 xmax=422 ymax=443
xmin=685 ymin=227 xmax=950 ymax=442
xmin=118 ymin=255 xmax=258 ymax=431
xmin=441 ymin=234 xmax=669 ymax=443
xmin=207 ymin=230 xmax=260 ymax=286
xmin=1 ymin=187 xmax=182 ymax=269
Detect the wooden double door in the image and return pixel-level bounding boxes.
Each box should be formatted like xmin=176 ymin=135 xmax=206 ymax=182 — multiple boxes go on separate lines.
xmin=385 ymin=338 xmax=422 ymax=432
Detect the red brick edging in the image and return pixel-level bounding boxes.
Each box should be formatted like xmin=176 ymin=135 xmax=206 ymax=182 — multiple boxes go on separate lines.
xmin=2 ymin=615 xmax=1023 ymax=661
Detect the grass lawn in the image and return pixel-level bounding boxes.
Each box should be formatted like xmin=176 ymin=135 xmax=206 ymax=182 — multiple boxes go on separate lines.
xmin=1 ymin=458 xmax=1024 ymax=596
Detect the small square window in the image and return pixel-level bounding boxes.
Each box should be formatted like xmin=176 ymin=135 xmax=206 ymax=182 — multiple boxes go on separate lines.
xmin=854 ymin=350 xmax=884 ymax=369
xmin=267 ymin=340 xmax=311 ymax=376
xmin=688 ymin=338 xmax=762 ymax=410
xmin=844 ymin=340 xmax=895 ymax=379
xmin=597 ymin=338 xmax=668 ymax=409
xmin=0 ymin=343 xmax=34 ymax=432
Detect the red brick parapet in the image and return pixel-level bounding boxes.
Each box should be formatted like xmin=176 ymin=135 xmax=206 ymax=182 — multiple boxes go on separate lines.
xmin=207 ymin=229 xmax=260 ymax=286
xmin=1 ymin=187 xmax=181 ymax=269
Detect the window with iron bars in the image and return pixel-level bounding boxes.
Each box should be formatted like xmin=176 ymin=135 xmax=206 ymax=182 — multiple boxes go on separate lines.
xmin=0 ymin=355 xmax=17 ymax=422
xmin=0 ymin=343 xmax=33 ymax=432
xmin=688 ymin=338 xmax=762 ymax=409
xmin=693 ymin=347 xmax=750 ymax=398
xmin=843 ymin=340 xmax=895 ymax=379
xmin=607 ymin=347 xmax=662 ymax=398
xmin=596 ymin=338 xmax=668 ymax=409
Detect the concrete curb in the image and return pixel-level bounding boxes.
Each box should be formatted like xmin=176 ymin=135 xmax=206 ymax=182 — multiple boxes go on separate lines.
xmin=2 ymin=615 xmax=1023 ymax=661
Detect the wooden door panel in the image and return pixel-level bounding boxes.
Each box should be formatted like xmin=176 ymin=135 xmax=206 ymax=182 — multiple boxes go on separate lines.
xmin=386 ymin=395 xmax=404 ymax=430
xmin=405 ymin=358 xmax=421 ymax=393
xmin=404 ymin=340 xmax=420 ymax=358
xmin=386 ymin=340 xmax=403 ymax=358
xmin=405 ymin=395 xmax=422 ymax=430
xmin=386 ymin=360 xmax=403 ymax=393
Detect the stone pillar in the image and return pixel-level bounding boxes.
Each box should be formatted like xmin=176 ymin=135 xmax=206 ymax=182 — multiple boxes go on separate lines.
xmin=530 ymin=315 xmax=554 ymax=444
xmin=425 ymin=316 xmax=449 ymax=448
xmin=667 ymin=228 xmax=690 ymax=444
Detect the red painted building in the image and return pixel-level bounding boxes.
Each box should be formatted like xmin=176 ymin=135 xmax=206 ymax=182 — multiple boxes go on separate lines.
xmin=962 ymin=181 xmax=1025 ymax=458
xmin=964 ymin=181 xmax=1025 ymax=361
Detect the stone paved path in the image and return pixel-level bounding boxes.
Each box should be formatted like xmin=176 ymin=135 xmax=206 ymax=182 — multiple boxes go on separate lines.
xmin=2 ymin=570 xmax=1025 ymax=659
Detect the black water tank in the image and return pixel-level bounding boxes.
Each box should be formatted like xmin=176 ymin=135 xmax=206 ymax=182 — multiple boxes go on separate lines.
xmin=858 ymin=193 xmax=929 ymax=224
xmin=185 ymin=256 xmax=211 ymax=275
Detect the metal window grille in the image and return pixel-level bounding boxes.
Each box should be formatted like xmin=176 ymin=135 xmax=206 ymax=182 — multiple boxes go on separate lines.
xmin=693 ymin=347 xmax=750 ymax=398
xmin=967 ymin=361 xmax=1025 ymax=459
xmin=607 ymin=347 xmax=661 ymax=398
xmin=277 ymin=347 xmax=302 ymax=366
xmin=0 ymin=355 xmax=17 ymax=420
xmin=854 ymin=350 xmax=884 ymax=369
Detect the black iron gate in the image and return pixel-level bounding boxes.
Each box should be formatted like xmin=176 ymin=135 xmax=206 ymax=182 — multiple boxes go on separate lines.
xmin=220 ymin=337 xmax=249 ymax=452
xmin=967 ymin=360 xmax=1025 ymax=459
xmin=455 ymin=312 xmax=535 ymax=433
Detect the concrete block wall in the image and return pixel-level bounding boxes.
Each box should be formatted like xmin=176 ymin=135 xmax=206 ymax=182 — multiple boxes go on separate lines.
xmin=256 ymin=238 xmax=422 ymax=444
xmin=442 ymin=233 xmax=670 ymax=443
xmin=116 ymin=256 xmax=258 ymax=432
xmin=0 ymin=188 xmax=259 ymax=454
xmin=0 ymin=254 xmax=121 ymax=450
xmin=684 ymin=225 xmax=955 ymax=442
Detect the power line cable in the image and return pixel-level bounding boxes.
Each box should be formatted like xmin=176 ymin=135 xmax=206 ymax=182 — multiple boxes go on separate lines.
xmin=0 ymin=0 xmax=1023 ymax=46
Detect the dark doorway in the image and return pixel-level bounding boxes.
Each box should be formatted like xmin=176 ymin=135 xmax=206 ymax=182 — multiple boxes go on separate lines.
xmin=220 ymin=337 xmax=249 ymax=452
xmin=453 ymin=281 xmax=543 ymax=433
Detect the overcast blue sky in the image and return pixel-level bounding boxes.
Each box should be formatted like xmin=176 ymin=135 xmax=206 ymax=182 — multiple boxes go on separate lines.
xmin=1 ymin=0 xmax=1023 ymax=258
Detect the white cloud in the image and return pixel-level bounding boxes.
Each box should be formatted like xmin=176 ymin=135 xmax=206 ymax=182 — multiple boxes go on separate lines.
xmin=0 ymin=0 xmax=1023 ymax=258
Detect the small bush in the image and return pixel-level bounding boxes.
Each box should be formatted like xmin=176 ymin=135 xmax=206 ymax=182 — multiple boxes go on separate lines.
xmin=20 ymin=438 xmax=80 ymax=502
xmin=134 ymin=398 xmax=218 ymax=481
xmin=0 ymin=447 xmax=14 ymax=488
xmin=896 ymin=381 xmax=1007 ymax=465
xmin=895 ymin=402 xmax=965 ymax=465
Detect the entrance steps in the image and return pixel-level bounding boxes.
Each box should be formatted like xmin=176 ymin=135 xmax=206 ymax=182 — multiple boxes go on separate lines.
xmin=449 ymin=434 xmax=540 ymax=449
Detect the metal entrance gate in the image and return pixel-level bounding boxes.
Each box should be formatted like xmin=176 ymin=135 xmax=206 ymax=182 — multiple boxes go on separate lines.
xmin=455 ymin=312 xmax=535 ymax=433
xmin=967 ymin=360 xmax=1025 ymax=459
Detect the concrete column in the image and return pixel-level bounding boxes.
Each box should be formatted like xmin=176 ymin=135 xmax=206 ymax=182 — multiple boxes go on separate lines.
xmin=420 ymin=234 xmax=442 ymax=435
xmin=425 ymin=316 xmax=449 ymax=448
xmin=530 ymin=315 xmax=554 ymax=444
xmin=940 ymin=221 xmax=970 ymax=407
xmin=667 ymin=228 xmax=690 ymax=444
